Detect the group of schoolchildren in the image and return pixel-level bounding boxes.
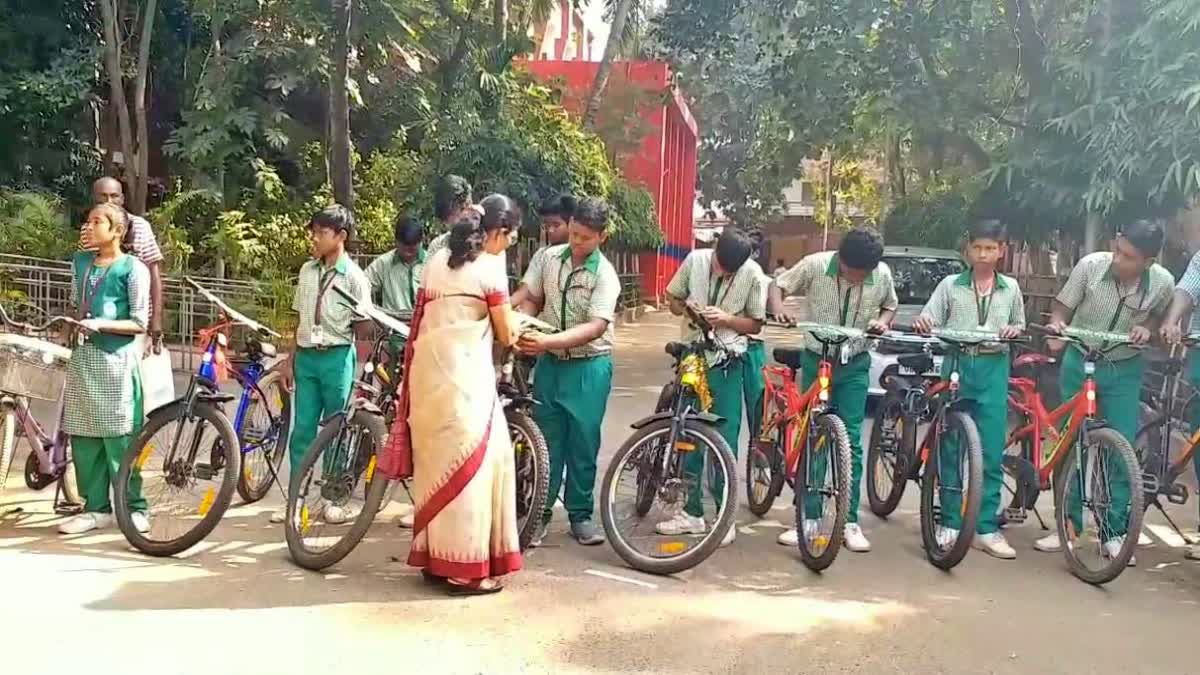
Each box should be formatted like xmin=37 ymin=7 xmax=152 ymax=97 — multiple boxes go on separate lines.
xmin=50 ymin=173 xmax=1200 ymax=565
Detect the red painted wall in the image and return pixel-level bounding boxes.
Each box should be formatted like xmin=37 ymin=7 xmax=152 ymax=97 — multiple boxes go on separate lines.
xmin=520 ymin=60 xmax=698 ymax=301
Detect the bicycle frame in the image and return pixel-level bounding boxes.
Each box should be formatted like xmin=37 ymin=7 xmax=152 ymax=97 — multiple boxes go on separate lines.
xmin=1007 ymin=356 xmax=1100 ymax=489
xmin=759 ymin=358 xmax=832 ymax=483
xmin=11 ymin=394 xmax=69 ymax=477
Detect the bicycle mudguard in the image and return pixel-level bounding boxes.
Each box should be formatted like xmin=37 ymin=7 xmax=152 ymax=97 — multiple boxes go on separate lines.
xmin=630 ymin=410 xmax=725 ymax=430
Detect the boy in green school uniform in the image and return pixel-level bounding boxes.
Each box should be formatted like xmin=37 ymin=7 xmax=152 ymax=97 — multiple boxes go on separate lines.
xmin=1158 ymin=247 xmax=1200 ymax=561
xmin=272 ymin=205 xmax=373 ymax=524
xmin=657 ymin=227 xmax=767 ymax=547
xmin=365 ymin=214 xmax=425 ymax=316
xmin=426 ymin=175 xmax=473 ymax=257
xmin=913 ymin=220 xmax=1025 ymax=559
xmin=768 ymin=227 xmax=898 ymax=552
xmin=1037 ymin=220 xmax=1172 ymax=564
xmin=512 ymin=193 xmax=575 ymax=306
xmin=743 ymin=231 xmax=769 ymax=461
xmin=515 ymin=198 xmax=621 ymax=547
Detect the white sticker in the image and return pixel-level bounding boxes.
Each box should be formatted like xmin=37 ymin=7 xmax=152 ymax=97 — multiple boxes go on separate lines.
xmin=102 ymin=300 xmax=117 ymax=318
xmin=310 ymin=325 xmax=326 ymax=346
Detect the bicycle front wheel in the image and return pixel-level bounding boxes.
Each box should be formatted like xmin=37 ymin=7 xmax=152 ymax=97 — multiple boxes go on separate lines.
xmin=600 ymin=418 xmax=737 ymax=575
xmin=115 ymin=401 xmax=241 ymax=556
xmin=285 ymin=409 xmax=390 ymax=571
xmin=795 ymin=413 xmax=851 ymax=572
xmin=866 ymin=394 xmax=914 ymax=518
xmin=1053 ymin=427 xmax=1144 ymax=585
xmin=236 ymin=370 xmax=291 ymax=504
xmin=746 ymin=398 xmax=785 ymax=517
xmin=920 ymin=411 xmax=983 ymax=570
xmin=508 ymin=408 xmax=549 ymax=552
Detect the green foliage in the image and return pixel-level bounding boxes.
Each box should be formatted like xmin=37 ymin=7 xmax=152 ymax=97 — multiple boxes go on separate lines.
xmin=0 ymin=190 xmax=77 ymax=260
xmin=882 ymin=179 xmax=983 ymax=251
xmin=607 ymin=181 xmax=662 ymax=250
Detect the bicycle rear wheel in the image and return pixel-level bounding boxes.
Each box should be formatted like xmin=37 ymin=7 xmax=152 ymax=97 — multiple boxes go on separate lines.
xmin=866 ymin=395 xmax=913 ymax=518
xmin=920 ymin=411 xmax=983 ymax=570
xmin=600 ymin=418 xmax=737 ymax=575
xmin=746 ymin=398 xmax=785 ymax=516
xmin=0 ymin=407 xmax=15 ymax=499
xmin=795 ymin=413 xmax=851 ymax=572
xmin=508 ymin=409 xmax=549 ymax=551
xmin=285 ymin=409 xmax=390 ymax=571
xmin=115 ymin=401 xmax=241 ymax=556
xmin=1054 ymin=427 xmax=1143 ymax=585
xmin=236 ymin=370 xmax=291 ymax=503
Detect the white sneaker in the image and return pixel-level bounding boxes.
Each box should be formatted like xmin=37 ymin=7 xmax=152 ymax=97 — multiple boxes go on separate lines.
xmin=396 ymin=512 xmax=415 ymax=529
xmin=1102 ymin=536 xmax=1136 ymax=567
xmin=324 ymin=503 xmax=362 ymax=525
xmin=1137 ymin=531 xmax=1154 ymax=548
xmin=935 ymin=526 xmax=960 ymax=550
xmin=1034 ymin=532 xmax=1062 ymax=552
xmin=655 ymin=513 xmax=707 ymax=535
xmin=719 ymin=526 xmax=736 ymax=548
xmin=130 ymin=511 xmax=151 ymax=534
xmin=1185 ymin=544 xmax=1200 ymax=561
xmin=59 ymin=512 xmax=113 ymax=535
xmin=843 ymin=523 xmax=871 ymax=552
xmin=269 ymin=509 xmax=286 ymax=524
xmin=777 ymin=528 xmax=799 ymax=546
xmin=974 ymin=532 xmax=1016 ymax=559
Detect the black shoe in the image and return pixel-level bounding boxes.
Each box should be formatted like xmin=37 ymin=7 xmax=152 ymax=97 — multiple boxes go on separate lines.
xmin=570 ymin=519 xmax=605 ymax=546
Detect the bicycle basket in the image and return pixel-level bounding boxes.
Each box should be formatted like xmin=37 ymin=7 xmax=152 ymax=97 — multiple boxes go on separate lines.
xmin=0 ymin=334 xmax=71 ymax=401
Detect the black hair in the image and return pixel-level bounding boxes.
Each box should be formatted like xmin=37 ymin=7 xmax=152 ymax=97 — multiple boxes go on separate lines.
xmin=715 ymin=227 xmax=754 ymax=273
xmin=447 ymin=193 xmax=522 ymax=269
xmin=310 ymin=204 xmax=355 ymax=238
xmin=573 ymin=197 xmax=610 ymax=233
xmin=837 ymin=226 xmax=885 ymax=271
xmin=393 ymin=214 xmax=423 ymax=246
xmin=1120 ymin=219 xmax=1165 ymax=258
xmin=538 ymin=193 xmax=578 ymax=220
xmin=434 ymin=175 xmax=473 ymax=221
xmin=968 ymin=219 xmax=1008 ymax=243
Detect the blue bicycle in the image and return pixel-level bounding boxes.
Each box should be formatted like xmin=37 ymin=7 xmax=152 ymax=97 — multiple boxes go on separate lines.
xmin=113 ymin=278 xmax=290 ymax=556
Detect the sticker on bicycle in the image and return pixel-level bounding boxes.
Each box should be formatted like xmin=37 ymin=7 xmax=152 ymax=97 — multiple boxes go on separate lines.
xmin=299 ymin=505 xmax=310 ymax=534
xmin=365 ymin=455 xmax=377 ymax=482
xmin=198 ymin=486 xmax=216 ymax=516
xmin=134 ymin=443 xmax=155 ymax=470
xmin=658 ymin=541 xmax=687 ymax=555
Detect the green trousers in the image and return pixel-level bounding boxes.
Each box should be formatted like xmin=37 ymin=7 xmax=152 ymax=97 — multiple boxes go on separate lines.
xmin=291 ymin=346 xmax=356 ymax=477
xmin=684 ymin=356 xmax=743 ymax=517
xmin=74 ymin=372 xmax=146 ymax=514
xmin=742 ymin=341 xmax=767 ymax=443
xmin=534 ymin=354 xmax=613 ymax=524
xmin=1059 ymin=348 xmax=1143 ymax=537
xmin=1185 ymin=354 xmax=1200 ymax=520
xmin=937 ymin=352 xmax=1009 ymax=534
xmin=800 ymin=351 xmax=870 ymax=523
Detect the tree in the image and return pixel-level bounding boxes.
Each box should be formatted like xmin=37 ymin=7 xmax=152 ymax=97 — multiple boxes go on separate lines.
xmin=584 ymin=0 xmax=634 ymax=128
xmin=97 ymin=0 xmax=158 ymax=215
xmin=329 ymin=0 xmax=355 ymax=207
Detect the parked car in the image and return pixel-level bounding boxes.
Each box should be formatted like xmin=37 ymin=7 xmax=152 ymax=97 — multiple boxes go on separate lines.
xmin=869 ymin=246 xmax=967 ymax=398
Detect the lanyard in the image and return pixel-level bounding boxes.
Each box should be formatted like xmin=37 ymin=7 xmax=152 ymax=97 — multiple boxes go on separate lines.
xmin=405 ymin=265 xmax=417 ymax=308
xmin=973 ymin=276 xmax=994 ymax=327
xmin=835 ymin=277 xmax=863 ymax=327
xmin=708 ymin=271 xmax=733 ymax=308
xmin=558 ymin=264 xmax=588 ymax=331
xmin=77 ymin=261 xmax=114 ymax=320
xmin=313 ymin=266 xmax=339 ymax=327
xmin=1106 ymin=275 xmax=1147 ymax=332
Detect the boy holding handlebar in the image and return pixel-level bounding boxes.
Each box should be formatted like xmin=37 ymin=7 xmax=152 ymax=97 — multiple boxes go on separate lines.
xmin=913 ymin=219 xmax=1025 ymax=559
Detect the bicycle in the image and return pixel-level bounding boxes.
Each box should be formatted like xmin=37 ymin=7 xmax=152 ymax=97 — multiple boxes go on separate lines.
xmin=1131 ymin=334 xmax=1200 ymax=546
xmin=0 ymin=303 xmax=82 ymax=514
xmin=498 ymin=342 xmax=551 ymax=550
xmin=599 ymin=303 xmax=739 ymax=575
xmin=867 ymin=327 xmax=1024 ymax=569
xmin=748 ymin=321 xmax=854 ymax=572
xmin=113 ymin=278 xmax=287 ymax=556
xmin=1004 ymin=325 xmax=1145 ymax=584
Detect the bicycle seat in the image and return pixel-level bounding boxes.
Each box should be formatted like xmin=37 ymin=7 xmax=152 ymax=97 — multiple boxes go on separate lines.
xmin=897 ymin=353 xmax=934 ymax=374
xmin=773 ymin=348 xmax=806 ymax=370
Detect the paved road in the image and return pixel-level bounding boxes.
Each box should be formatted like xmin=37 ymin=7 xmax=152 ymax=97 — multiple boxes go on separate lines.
xmin=3 ymin=309 xmax=1200 ymax=674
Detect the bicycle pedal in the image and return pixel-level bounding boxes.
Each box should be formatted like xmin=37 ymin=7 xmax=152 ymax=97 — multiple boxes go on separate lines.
xmin=1166 ymin=484 xmax=1189 ymax=506
xmin=194 ymin=463 xmax=216 ymax=480
xmin=1003 ymin=508 xmax=1027 ymax=525
xmin=1141 ymin=472 xmax=1161 ymax=495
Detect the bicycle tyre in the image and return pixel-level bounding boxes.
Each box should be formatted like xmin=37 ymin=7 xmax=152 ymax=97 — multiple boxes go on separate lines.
xmin=0 ymin=407 xmax=14 ymax=499
xmin=795 ymin=413 xmax=851 ymax=572
xmin=600 ymin=418 xmax=738 ymax=575
xmin=866 ymin=395 xmax=914 ymax=518
xmin=285 ymin=409 xmax=390 ymax=571
xmin=1053 ymin=427 xmax=1143 ymax=585
xmin=114 ymin=401 xmax=241 ymax=556
xmin=236 ymin=370 xmax=292 ymax=504
xmin=1132 ymin=421 xmax=1165 ymax=509
xmin=746 ymin=400 xmax=785 ymax=516
xmin=920 ymin=411 xmax=983 ymax=570
xmin=507 ymin=408 xmax=550 ymax=552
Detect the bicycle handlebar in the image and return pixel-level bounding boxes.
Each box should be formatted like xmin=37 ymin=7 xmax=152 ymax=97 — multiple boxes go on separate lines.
xmin=885 ymin=327 xmax=1030 ymax=346
xmin=331 ymin=284 xmax=410 ymax=339
xmin=0 ymin=303 xmax=82 ymax=333
xmin=185 ymin=277 xmax=282 ymax=339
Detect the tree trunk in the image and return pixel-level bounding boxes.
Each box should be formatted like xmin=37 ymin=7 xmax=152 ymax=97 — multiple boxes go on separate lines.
xmin=98 ymin=0 xmax=135 ymax=203
xmin=132 ymin=0 xmax=158 ymax=214
xmin=97 ymin=0 xmax=156 ymax=215
xmin=824 ymin=150 xmax=835 ymax=250
xmin=583 ymin=0 xmax=634 ymax=129
xmin=329 ymin=0 xmax=355 ymax=208
xmin=494 ymin=0 xmax=507 ymax=44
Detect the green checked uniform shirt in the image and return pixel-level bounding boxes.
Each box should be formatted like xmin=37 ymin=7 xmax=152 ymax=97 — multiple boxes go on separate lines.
xmin=292 ymin=253 xmax=372 ymax=348
xmin=665 ymin=249 xmax=767 ymax=356
xmin=920 ymin=272 xmax=1026 ymax=349
xmin=365 ymin=247 xmax=426 ymax=314
xmin=1174 ymin=250 xmax=1200 ymax=333
xmin=1056 ymin=252 xmax=1173 ymax=361
xmin=427 ymin=231 xmax=450 ymax=258
xmin=775 ymin=251 xmax=899 ymax=357
xmin=522 ymin=244 xmax=621 ymax=358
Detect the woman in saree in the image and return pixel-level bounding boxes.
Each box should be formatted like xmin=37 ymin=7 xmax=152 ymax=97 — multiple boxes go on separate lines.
xmin=382 ymin=194 xmax=522 ymax=596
